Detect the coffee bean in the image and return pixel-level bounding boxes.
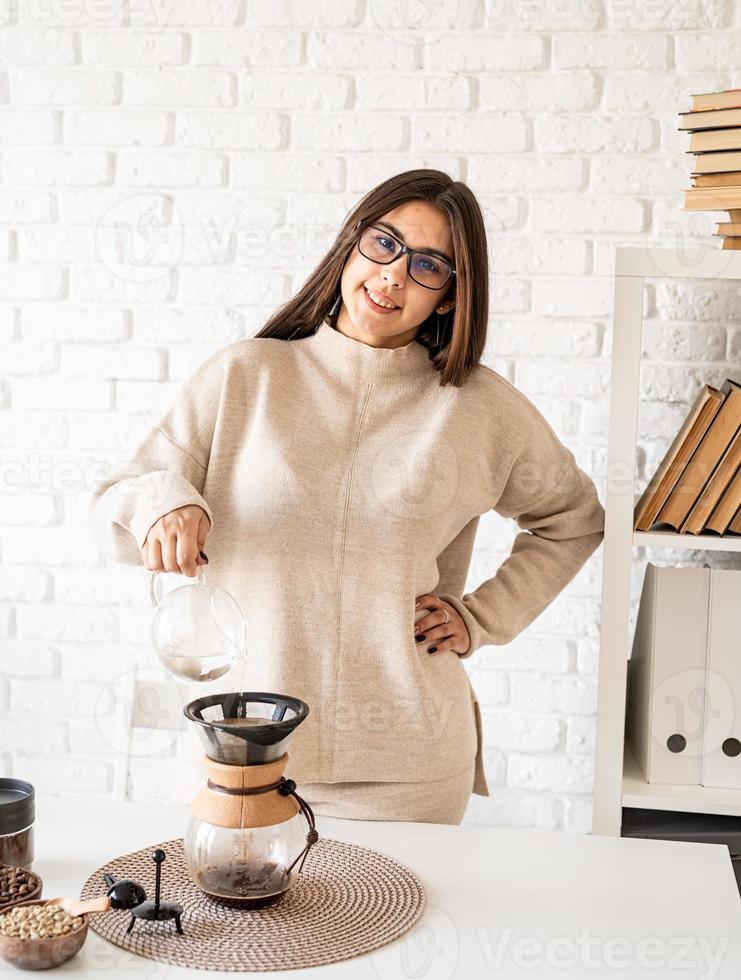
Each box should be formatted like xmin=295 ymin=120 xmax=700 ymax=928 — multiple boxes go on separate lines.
xmin=0 ymin=905 xmax=84 ymax=939
xmin=0 ymin=866 xmax=40 ymax=908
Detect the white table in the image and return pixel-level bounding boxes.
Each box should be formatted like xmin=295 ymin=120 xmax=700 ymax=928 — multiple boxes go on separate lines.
xmin=7 ymin=794 xmax=741 ymax=978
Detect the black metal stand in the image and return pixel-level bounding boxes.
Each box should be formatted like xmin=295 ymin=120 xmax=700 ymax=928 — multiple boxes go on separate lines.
xmin=125 ymin=849 xmax=184 ymax=936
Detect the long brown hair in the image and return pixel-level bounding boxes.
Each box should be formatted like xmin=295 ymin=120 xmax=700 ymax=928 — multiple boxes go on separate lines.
xmin=255 ymin=169 xmax=489 ymax=387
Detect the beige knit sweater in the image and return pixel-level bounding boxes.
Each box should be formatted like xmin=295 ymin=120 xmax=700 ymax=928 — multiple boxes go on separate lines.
xmin=91 ymin=320 xmax=605 ymax=797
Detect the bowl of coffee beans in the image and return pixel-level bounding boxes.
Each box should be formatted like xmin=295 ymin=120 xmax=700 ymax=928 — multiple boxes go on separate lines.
xmin=0 ymin=901 xmax=87 ymax=970
xmin=0 ymin=866 xmax=42 ymax=913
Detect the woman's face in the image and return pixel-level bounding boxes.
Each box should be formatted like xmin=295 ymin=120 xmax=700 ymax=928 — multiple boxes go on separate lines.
xmin=335 ymin=199 xmax=455 ymax=349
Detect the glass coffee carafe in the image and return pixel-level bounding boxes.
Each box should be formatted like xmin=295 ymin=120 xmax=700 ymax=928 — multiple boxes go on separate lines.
xmin=183 ymin=692 xmax=319 ymax=907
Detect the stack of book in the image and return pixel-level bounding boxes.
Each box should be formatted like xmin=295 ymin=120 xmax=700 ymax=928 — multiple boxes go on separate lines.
xmin=633 ymin=378 xmax=741 ymax=534
xmin=679 ymin=88 xmax=741 ymax=249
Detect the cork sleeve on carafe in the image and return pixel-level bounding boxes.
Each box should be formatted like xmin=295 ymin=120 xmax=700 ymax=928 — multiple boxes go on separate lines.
xmin=190 ymin=754 xmax=301 ymax=830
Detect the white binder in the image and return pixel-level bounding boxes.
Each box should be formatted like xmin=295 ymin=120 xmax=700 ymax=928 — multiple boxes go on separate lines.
xmin=626 ymin=563 xmax=711 ymax=785
xmin=701 ymin=568 xmax=741 ymax=789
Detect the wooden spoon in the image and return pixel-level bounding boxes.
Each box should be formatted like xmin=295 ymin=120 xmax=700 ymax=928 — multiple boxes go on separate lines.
xmin=43 ymin=896 xmax=111 ymax=916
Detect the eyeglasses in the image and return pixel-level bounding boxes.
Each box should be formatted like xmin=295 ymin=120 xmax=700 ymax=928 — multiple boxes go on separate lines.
xmin=356 ymin=224 xmax=456 ymax=291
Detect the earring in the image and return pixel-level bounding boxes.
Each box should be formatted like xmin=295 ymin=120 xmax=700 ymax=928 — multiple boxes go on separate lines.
xmin=435 ymin=308 xmax=447 ymax=347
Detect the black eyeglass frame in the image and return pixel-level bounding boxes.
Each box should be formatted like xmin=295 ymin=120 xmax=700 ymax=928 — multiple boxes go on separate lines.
xmin=355 ymin=223 xmax=457 ymax=291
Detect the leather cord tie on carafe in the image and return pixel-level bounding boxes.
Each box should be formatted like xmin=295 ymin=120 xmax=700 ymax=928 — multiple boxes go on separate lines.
xmin=206 ymin=776 xmax=319 ymax=874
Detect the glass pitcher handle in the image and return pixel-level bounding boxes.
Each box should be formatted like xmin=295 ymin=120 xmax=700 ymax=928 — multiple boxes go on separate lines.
xmin=149 ymin=565 xmax=206 ymax=608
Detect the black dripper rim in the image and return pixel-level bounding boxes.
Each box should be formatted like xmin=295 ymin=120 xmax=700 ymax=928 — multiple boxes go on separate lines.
xmin=183 ymin=692 xmax=309 ymax=747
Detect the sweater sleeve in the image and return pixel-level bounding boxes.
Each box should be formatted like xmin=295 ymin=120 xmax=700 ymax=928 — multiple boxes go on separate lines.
xmin=89 ymin=348 xmax=227 ymax=566
xmin=436 ymin=384 xmax=605 ymax=660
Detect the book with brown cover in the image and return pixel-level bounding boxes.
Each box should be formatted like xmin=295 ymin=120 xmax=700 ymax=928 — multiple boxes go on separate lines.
xmin=727 ymin=503 xmax=741 ymax=534
xmin=678 ymin=106 xmax=741 ymax=130
xmin=705 ymin=467 xmax=741 ymax=534
xmin=689 ymin=128 xmax=741 ymax=153
xmin=656 ymin=379 xmax=741 ymax=530
xmin=684 ymin=186 xmax=741 ymax=209
xmin=690 ymin=89 xmax=741 ymax=112
xmin=633 ymin=385 xmax=724 ymax=531
xmin=713 ymin=218 xmax=741 ymax=246
xmin=680 ymin=429 xmax=741 ymax=533
xmin=685 ymin=152 xmax=741 ymax=177
xmin=692 ymin=172 xmax=741 ymax=187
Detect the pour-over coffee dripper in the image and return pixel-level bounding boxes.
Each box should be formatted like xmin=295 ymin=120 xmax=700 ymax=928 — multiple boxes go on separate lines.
xmin=149 ymin=567 xmax=246 ymax=683
xmin=183 ymin=692 xmax=319 ymax=907
xmin=184 ymin=692 xmax=308 ymax=765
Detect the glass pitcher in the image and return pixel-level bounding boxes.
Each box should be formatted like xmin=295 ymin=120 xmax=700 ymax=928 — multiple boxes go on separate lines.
xmin=149 ymin=567 xmax=246 ymax=683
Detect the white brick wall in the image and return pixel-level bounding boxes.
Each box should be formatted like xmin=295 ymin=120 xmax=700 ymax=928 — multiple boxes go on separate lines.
xmin=2 ymin=0 xmax=741 ymax=831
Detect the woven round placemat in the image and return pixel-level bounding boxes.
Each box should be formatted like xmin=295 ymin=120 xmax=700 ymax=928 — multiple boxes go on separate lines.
xmin=79 ymin=837 xmax=426 ymax=972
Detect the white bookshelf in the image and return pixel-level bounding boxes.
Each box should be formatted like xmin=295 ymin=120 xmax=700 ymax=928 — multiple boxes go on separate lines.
xmin=633 ymin=530 xmax=741 ymax=553
xmin=591 ymin=246 xmax=741 ymax=837
xmin=623 ymin=745 xmax=741 ymax=819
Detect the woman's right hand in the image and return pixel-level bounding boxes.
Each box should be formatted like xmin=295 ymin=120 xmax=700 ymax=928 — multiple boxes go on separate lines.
xmin=142 ymin=504 xmax=211 ymax=577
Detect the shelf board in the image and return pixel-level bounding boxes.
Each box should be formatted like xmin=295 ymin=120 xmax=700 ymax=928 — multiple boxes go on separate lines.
xmin=633 ymin=530 xmax=741 ymax=553
xmin=623 ymin=743 xmax=741 ymax=818
xmin=616 ymin=246 xmax=741 ymax=280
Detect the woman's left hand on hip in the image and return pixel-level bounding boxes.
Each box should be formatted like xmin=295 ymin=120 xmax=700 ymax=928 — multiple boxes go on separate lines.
xmin=414 ymin=594 xmax=470 ymax=656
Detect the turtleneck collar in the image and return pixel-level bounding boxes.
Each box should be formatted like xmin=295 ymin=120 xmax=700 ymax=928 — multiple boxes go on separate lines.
xmin=300 ymin=318 xmax=436 ymax=385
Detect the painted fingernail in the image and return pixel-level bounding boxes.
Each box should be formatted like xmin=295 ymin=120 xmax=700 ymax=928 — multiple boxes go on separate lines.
xmin=198 ymin=550 xmax=209 ymax=563
xmin=415 ymin=635 xmax=426 ymax=643
xmin=428 ymin=646 xmax=438 ymax=653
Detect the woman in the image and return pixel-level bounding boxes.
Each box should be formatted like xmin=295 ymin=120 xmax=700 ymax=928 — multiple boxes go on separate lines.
xmin=91 ymin=169 xmax=605 ymax=825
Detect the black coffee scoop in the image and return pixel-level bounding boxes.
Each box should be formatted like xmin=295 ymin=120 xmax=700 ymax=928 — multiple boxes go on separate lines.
xmin=103 ymin=873 xmax=146 ymax=910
